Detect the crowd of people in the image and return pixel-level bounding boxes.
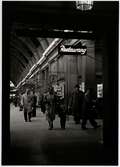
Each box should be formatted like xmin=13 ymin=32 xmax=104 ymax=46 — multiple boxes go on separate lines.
xmin=12 ymin=84 xmax=101 ymax=130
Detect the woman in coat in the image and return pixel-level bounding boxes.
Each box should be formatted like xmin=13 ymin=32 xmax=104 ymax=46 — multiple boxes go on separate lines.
xmin=45 ymin=87 xmax=56 ymax=130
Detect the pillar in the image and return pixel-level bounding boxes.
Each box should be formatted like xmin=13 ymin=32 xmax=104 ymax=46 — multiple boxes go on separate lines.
xmin=85 ymin=40 xmax=96 ymax=94
xmin=102 ymin=10 xmax=118 ymax=163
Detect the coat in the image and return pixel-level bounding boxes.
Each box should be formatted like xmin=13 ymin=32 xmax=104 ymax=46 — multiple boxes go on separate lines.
xmin=22 ymin=93 xmax=33 ymax=113
xmin=45 ymin=93 xmax=56 ymax=121
xmin=81 ymin=94 xmax=93 ymax=119
xmin=69 ymin=90 xmax=84 ymax=116
xmin=32 ymin=94 xmax=37 ymax=107
xmin=56 ymin=97 xmax=66 ymax=118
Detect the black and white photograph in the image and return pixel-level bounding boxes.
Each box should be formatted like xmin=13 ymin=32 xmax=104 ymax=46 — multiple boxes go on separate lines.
xmin=2 ymin=1 xmax=118 ymax=165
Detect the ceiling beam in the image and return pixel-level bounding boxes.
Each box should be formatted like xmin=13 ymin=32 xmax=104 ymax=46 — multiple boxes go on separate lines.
xmin=10 ymin=42 xmax=32 ymax=68
xmin=10 ymin=52 xmax=26 ymax=69
xmin=11 ymin=34 xmax=36 ymax=63
xmin=10 ymin=46 xmax=29 ymax=64
xmin=37 ymin=38 xmax=49 ymax=51
xmin=16 ymin=29 xmax=95 ymax=39
xmin=10 ymin=55 xmax=25 ymax=73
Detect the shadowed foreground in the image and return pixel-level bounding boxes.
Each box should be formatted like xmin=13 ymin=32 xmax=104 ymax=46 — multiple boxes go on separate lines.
xmin=7 ymin=103 xmax=115 ymax=165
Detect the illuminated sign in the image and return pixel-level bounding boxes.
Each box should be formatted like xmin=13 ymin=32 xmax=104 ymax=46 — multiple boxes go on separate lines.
xmin=97 ymin=84 xmax=103 ymax=98
xmin=59 ymin=45 xmax=87 ymax=55
xmin=53 ymin=82 xmax=65 ymax=99
xmin=79 ymin=82 xmax=85 ymax=92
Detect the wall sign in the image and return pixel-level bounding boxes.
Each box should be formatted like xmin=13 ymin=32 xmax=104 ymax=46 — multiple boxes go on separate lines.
xmin=79 ymin=82 xmax=85 ymax=92
xmin=97 ymin=84 xmax=103 ymax=98
xmin=53 ymin=82 xmax=65 ymax=99
xmin=59 ymin=45 xmax=87 ymax=55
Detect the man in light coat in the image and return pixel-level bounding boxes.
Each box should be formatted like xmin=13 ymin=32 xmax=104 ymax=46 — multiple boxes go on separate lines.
xmin=21 ymin=89 xmax=33 ymax=122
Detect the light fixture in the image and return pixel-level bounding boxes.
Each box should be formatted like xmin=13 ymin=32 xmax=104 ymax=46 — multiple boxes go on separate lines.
xmin=76 ymin=0 xmax=93 ymax=11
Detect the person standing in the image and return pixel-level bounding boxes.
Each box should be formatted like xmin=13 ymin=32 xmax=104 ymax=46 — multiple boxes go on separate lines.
xmin=69 ymin=84 xmax=84 ymax=124
xmin=81 ymin=88 xmax=101 ymax=130
xmin=21 ymin=89 xmax=33 ymax=122
xmin=32 ymin=90 xmax=37 ymax=117
xmin=57 ymin=98 xmax=66 ymax=129
xmin=45 ymin=87 xmax=56 ymax=130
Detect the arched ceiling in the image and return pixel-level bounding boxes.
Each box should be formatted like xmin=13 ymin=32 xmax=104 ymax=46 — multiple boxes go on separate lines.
xmin=10 ymin=30 xmax=54 ymax=86
xmin=4 ymin=1 xmax=117 ymax=86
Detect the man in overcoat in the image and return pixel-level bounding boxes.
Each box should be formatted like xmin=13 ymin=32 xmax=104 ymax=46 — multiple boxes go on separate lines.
xmin=45 ymin=87 xmax=56 ymax=130
xmin=69 ymin=84 xmax=84 ymax=124
xmin=81 ymin=88 xmax=101 ymax=129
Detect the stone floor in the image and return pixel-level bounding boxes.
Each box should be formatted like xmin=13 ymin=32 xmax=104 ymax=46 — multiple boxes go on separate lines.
xmin=8 ymin=103 xmax=114 ymax=165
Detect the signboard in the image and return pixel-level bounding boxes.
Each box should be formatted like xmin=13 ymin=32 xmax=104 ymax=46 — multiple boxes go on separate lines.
xmin=97 ymin=84 xmax=103 ymax=98
xmin=79 ymin=82 xmax=85 ymax=92
xmin=59 ymin=45 xmax=87 ymax=55
xmin=53 ymin=82 xmax=64 ymax=99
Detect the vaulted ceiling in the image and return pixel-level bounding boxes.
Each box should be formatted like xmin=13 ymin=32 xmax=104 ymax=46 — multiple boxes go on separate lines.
xmin=10 ymin=30 xmax=54 ymax=86
xmin=3 ymin=1 xmax=118 ymax=86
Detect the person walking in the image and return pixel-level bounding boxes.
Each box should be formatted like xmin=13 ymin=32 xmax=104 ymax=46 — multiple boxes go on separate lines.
xmin=32 ymin=90 xmax=37 ymax=117
xmin=39 ymin=93 xmax=46 ymax=114
xmin=45 ymin=87 xmax=56 ymax=130
xmin=21 ymin=89 xmax=33 ymax=122
xmin=81 ymin=88 xmax=101 ymax=130
xmin=56 ymin=95 xmax=66 ymax=130
xmin=69 ymin=84 xmax=84 ymax=124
